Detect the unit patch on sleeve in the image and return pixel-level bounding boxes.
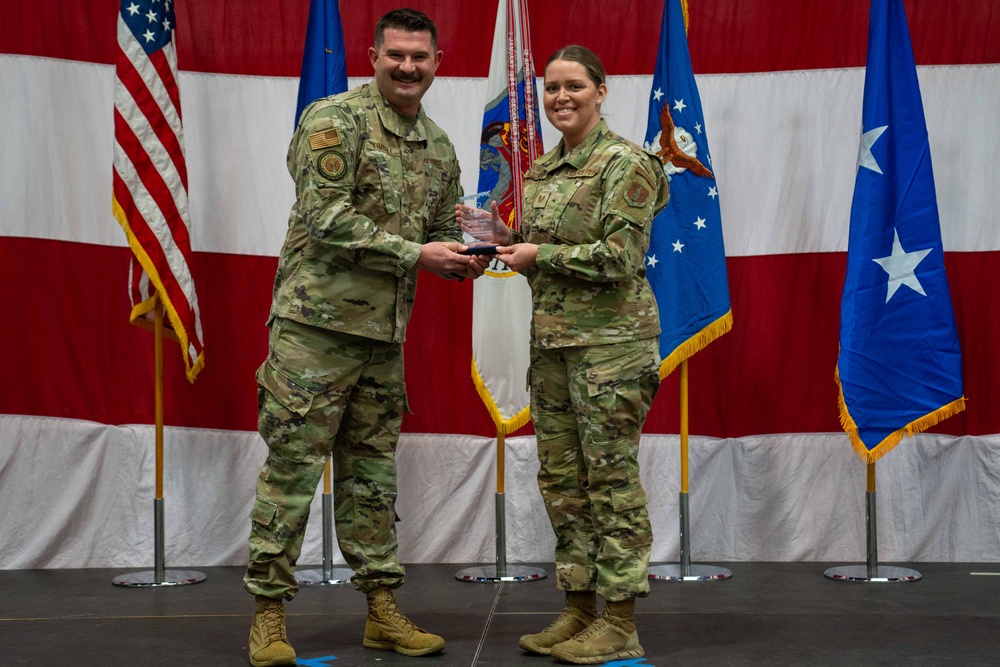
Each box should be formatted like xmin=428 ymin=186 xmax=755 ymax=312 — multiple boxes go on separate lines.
xmin=624 ymin=181 xmax=650 ymax=207
xmin=317 ymin=150 xmax=347 ymax=180
xmin=308 ymin=128 xmax=341 ymax=151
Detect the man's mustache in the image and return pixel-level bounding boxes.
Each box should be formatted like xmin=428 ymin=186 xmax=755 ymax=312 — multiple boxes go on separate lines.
xmin=392 ymin=71 xmax=422 ymax=83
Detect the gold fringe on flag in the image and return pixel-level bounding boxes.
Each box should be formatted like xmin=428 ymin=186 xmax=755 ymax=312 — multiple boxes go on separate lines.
xmin=658 ymin=309 xmax=732 ymax=380
xmin=835 ymin=368 xmax=966 ymax=463
xmin=113 ymin=197 xmax=205 ymax=382
xmin=471 ymin=358 xmax=532 ymax=435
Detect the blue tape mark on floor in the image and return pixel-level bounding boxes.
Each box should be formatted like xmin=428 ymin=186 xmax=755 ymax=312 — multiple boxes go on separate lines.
xmin=605 ymin=659 xmax=651 ymax=667
xmin=295 ymin=657 xmax=337 ymax=666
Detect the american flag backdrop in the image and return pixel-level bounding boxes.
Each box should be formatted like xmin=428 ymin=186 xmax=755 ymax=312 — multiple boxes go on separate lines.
xmin=2 ymin=0 xmax=996 ymax=437
xmin=112 ymin=0 xmax=204 ymax=381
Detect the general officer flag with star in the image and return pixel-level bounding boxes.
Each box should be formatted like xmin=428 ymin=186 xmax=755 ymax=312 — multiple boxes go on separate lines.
xmin=642 ymin=0 xmax=731 ymax=379
xmin=837 ymin=0 xmax=965 ymax=463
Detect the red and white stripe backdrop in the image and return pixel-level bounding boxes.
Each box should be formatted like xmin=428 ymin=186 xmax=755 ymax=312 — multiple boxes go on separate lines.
xmin=2 ymin=0 xmax=998 ymax=439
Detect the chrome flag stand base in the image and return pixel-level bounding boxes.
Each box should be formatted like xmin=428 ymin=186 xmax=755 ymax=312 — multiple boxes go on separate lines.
xmin=456 ymin=492 xmax=546 ymax=583
xmin=112 ymin=499 xmax=206 ymax=587
xmin=824 ymin=564 xmax=921 ymax=583
xmin=649 ymin=563 xmax=732 ymax=582
xmin=297 ymin=568 xmax=353 ymax=586
xmin=824 ymin=486 xmax=921 ymax=584
xmin=649 ymin=492 xmax=732 ymax=582
xmin=112 ymin=570 xmax=207 ymax=587
xmin=298 ymin=492 xmax=353 ymax=586
xmin=455 ymin=565 xmax=548 ymax=583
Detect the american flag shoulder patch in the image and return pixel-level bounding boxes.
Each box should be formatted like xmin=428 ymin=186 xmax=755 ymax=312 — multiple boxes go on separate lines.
xmin=309 ymin=128 xmax=341 ymax=150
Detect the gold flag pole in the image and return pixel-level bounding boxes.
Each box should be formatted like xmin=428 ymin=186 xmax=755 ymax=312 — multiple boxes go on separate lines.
xmin=496 ymin=429 xmax=507 ymax=576
xmin=455 ymin=0 xmax=546 ymax=587
xmin=153 ymin=298 xmax=165 ymax=581
xmin=114 ymin=297 xmax=205 ymax=587
xmin=297 ymin=459 xmax=353 ymax=585
xmin=825 ymin=459 xmax=921 ymax=582
xmin=649 ymin=359 xmax=731 ymax=581
xmin=456 ymin=427 xmax=546 ymax=583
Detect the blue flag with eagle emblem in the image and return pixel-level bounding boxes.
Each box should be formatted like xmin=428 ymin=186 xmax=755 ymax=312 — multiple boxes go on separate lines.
xmin=294 ymin=0 xmax=347 ymax=126
xmin=836 ymin=0 xmax=965 ymax=463
xmin=642 ymin=0 xmax=731 ymax=379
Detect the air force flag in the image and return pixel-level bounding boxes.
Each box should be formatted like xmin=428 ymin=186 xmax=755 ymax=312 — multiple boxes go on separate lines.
xmin=643 ymin=0 xmax=732 ymax=379
xmin=836 ymin=0 xmax=965 ymax=462
xmin=294 ymin=0 xmax=348 ymax=126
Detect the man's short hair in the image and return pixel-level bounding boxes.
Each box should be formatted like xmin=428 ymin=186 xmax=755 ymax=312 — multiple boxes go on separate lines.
xmin=374 ymin=8 xmax=438 ymax=51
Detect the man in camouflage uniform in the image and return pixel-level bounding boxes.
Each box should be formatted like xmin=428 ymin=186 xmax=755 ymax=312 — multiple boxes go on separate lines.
xmin=245 ymin=9 xmax=487 ymax=667
xmin=488 ymin=45 xmax=669 ymax=665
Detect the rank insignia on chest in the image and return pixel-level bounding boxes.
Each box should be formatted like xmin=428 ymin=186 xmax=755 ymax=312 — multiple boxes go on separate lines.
xmin=533 ymin=192 xmax=551 ymax=208
xmin=308 ymin=128 xmax=341 ymax=150
xmin=317 ymin=150 xmax=347 ymax=180
xmin=624 ymin=182 xmax=650 ymax=207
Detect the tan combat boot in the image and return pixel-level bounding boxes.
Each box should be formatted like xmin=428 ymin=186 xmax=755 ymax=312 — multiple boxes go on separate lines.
xmin=363 ymin=587 xmax=445 ymax=656
xmin=550 ymin=597 xmax=643 ymax=665
xmin=248 ymin=595 xmax=296 ymax=667
xmin=519 ymin=590 xmax=598 ymax=655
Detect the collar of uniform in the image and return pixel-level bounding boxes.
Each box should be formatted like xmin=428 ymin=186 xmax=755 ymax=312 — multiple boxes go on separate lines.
xmin=542 ymin=118 xmax=609 ymax=173
xmin=366 ymin=82 xmax=428 ymax=142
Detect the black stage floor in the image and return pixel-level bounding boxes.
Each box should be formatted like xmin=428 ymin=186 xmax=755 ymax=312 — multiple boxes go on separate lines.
xmin=2 ymin=562 xmax=999 ymax=666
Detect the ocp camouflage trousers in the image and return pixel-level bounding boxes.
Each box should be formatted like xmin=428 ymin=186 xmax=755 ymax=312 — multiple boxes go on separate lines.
xmin=529 ymin=338 xmax=660 ymax=601
xmin=244 ymin=318 xmax=406 ymax=600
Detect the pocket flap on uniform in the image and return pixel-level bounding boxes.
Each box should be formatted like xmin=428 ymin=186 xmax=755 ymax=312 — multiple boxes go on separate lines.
xmin=256 ymin=361 xmax=315 ymax=417
xmin=610 ymin=483 xmax=647 ymax=512
xmin=249 ymin=498 xmax=278 ymax=527
xmin=585 ymin=345 xmax=650 ymax=398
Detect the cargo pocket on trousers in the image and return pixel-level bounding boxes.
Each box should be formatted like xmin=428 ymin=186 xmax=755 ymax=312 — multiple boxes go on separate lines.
xmin=256 ymin=360 xmax=317 ymax=418
xmin=249 ymin=498 xmax=279 ymax=528
xmin=610 ymin=483 xmax=652 ymax=547
xmin=585 ymin=346 xmax=652 ymax=441
xmin=256 ymin=360 xmax=327 ymax=462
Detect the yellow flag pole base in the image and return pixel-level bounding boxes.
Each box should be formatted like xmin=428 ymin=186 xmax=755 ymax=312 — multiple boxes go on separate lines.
xmin=113 ymin=299 xmax=206 ymax=588
xmin=455 ymin=431 xmax=547 ymax=584
xmin=454 ymin=489 xmax=547 ymax=582
xmin=297 ymin=460 xmax=353 ymax=586
xmin=824 ymin=461 xmax=921 ymax=583
xmin=649 ymin=360 xmax=732 ymax=583
xmin=111 ymin=499 xmax=207 ymax=587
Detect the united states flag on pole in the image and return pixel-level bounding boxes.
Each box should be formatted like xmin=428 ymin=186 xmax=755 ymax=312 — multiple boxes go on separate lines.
xmin=836 ymin=0 xmax=965 ymax=462
xmin=112 ymin=0 xmax=204 ymax=382
xmin=470 ymin=0 xmax=543 ymax=434
xmin=294 ymin=0 xmax=347 ymax=126
xmin=642 ymin=0 xmax=731 ymax=379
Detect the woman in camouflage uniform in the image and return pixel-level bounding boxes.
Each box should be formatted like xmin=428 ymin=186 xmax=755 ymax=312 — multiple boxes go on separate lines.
xmin=460 ymin=45 xmax=669 ymax=665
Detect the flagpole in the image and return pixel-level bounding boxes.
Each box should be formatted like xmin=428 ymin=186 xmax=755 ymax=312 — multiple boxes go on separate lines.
xmin=456 ymin=429 xmax=546 ymax=583
xmin=824 ymin=459 xmax=921 ymax=583
xmin=456 ymin=0 xmax=544 ymax=585
xmin=496 ymin=429 xmax=507 ymax=576
xmin=649 ymin=360 xmax=731 ymax=582
xmin=113 ymin=298 xmax=206 ymax=587
xmin=297 ymin=459 xmax=353 ymax=585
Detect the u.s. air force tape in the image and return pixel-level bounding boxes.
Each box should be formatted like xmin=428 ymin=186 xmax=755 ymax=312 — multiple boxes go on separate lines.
xmin=317 ymin=150 xmax=347 ymax=180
